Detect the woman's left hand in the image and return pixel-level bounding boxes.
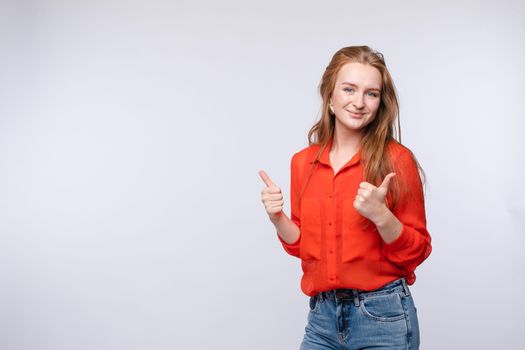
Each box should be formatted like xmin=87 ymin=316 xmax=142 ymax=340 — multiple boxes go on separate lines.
xmin=354 ymin=172 xmax=396 ymax=224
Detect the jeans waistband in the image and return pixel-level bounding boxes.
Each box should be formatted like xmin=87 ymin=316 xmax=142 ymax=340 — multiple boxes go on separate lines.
xmin=314 ymin=278 xmax=410 ymax=307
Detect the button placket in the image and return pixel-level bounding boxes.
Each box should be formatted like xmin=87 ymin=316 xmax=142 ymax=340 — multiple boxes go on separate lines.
xmin=326 ymin=179 xmax=337 ymax=284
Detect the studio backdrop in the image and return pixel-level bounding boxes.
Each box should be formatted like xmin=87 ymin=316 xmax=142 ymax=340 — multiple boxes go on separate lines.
xmin=0 ymin=0 xmax=524 ymax=349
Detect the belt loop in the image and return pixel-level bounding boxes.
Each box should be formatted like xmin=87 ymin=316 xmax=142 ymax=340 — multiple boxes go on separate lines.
xmin=401 ymin=278 xmax=411 ymax=296
xmin=352 ymin=289 xmax=360 ymax=307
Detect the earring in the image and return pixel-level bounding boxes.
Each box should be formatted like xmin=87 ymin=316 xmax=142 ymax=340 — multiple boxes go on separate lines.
xmin=329 ymin=101 xmax=334 ymax=114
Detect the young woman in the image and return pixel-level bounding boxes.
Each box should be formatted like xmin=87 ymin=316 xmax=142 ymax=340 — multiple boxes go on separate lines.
xmin=259 ymin=46 xmax=432 ymax=349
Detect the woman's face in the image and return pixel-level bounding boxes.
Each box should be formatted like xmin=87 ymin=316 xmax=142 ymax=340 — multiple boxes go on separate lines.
xmin=330 ymin=62 xmax=382 ymax=135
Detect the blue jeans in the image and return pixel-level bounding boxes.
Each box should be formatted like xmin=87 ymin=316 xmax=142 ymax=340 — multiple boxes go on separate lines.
xmin=300 ymin=278 xmax=420 ymax=350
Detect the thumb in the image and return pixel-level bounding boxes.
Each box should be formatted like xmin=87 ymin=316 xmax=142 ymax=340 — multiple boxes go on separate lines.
xmin=379 ymin=172 xmax=396 ymax=191
xmin=259 ymin=170 xmax=275 ymax=187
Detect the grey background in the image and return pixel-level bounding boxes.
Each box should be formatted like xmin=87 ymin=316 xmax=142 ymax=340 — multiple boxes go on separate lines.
xmin=1 ymin=0 xmax=524 ymax=349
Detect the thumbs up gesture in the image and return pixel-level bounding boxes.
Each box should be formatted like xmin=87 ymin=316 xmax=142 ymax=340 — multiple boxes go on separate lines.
xmin=259 ymin=170 xmax=284 ymax=220
xmin=354 ymin=172 xmax=396 ymax=223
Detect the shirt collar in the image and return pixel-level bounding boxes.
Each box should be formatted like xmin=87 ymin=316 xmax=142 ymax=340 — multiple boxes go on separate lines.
xmin=313 ymin=137 xmax=362 ymax=169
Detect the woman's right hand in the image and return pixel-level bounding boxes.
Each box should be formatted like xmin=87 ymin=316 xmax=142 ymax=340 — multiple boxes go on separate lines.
xmin=259 ymin=170 xmax=284 ymax=220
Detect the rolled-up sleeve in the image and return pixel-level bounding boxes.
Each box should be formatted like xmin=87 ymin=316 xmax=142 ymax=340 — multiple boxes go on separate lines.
xmin=381 ymin=150 xmax=432 ymax=273
xmin=277 ymin=153 xmax=301 ymax=258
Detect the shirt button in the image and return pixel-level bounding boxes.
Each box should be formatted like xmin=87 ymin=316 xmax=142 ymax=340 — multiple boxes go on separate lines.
xmin=330 ymin=276 xmax=335 ymax=281
xmin=328 ymin=222 xmax=332 ymax=225
xmin=329 ymin=250 xmax=333 ymax=254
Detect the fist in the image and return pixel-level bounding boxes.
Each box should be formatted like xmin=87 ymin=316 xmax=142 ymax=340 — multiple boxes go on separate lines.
xmin=259 ymin=170 xmax=284 ymax=220
xmin=354 ymin=172 xmax=396 ymax=223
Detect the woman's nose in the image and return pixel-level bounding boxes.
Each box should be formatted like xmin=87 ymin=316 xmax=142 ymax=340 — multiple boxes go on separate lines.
xmin=352 ymin=94 xmax=365 ymax=109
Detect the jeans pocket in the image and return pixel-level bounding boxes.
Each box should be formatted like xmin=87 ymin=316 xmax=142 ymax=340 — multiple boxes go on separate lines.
xmin=309 ymin=295 xmax=321 ymax=313
xmin=359 ymin=292 xmax=406 ymax=322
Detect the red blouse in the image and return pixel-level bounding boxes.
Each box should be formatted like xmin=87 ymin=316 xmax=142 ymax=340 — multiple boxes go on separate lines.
xmin=277 ymin=137 xmax=432 ymax=297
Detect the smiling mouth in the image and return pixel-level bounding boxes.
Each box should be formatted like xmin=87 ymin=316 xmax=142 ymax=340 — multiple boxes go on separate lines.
xmin=346 ymin=110 xmax=366 ymax=117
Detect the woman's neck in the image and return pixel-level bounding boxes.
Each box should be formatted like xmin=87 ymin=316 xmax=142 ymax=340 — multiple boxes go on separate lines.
xmin=331 ymin=129 xmax=363 ymax=155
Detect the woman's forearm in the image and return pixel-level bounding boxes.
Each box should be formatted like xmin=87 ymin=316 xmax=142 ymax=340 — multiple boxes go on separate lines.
xmin=374 ymin=206 xmax=403 ymax=244
xmin=270 ymin=212 xmax=300 ymax=244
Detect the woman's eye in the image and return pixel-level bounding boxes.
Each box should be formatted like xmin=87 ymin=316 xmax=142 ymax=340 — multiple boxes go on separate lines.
xmin=368 ymin=92 xmax=379 ymax=97
xmin=343 ymin=88 xmax=354 ymax=93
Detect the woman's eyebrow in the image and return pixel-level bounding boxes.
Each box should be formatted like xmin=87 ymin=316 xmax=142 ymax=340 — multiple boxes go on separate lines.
xmin=341 ymin=81 xmax=381 ymax=92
